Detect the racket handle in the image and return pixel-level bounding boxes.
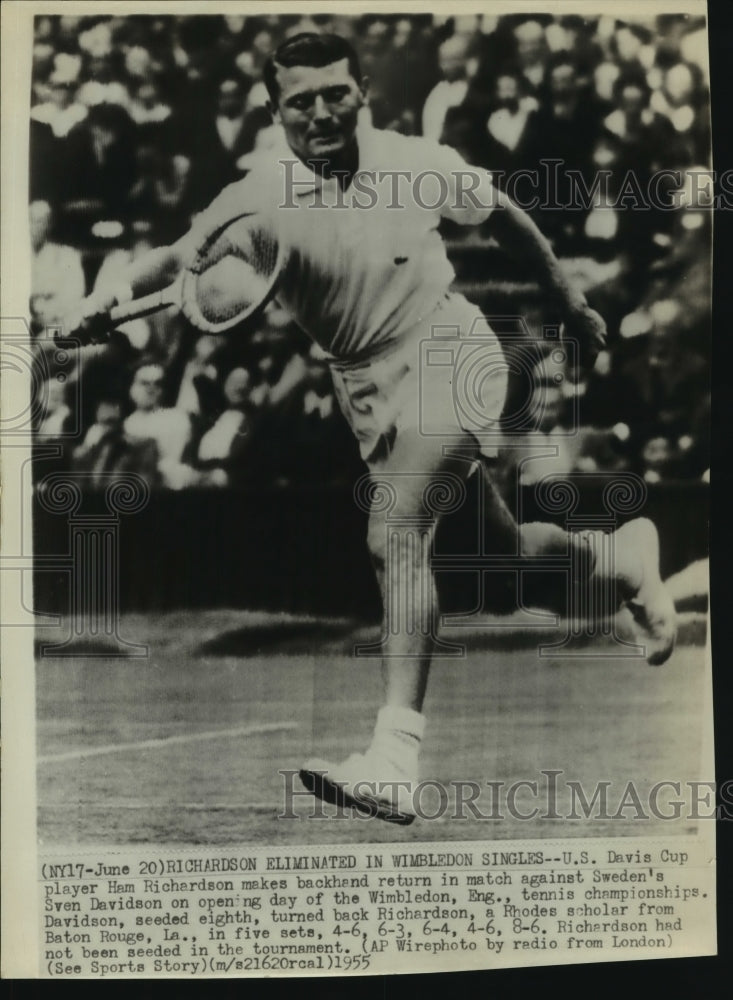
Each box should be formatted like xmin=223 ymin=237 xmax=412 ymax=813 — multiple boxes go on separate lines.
xmin=109 ymin=286 xmax=178 ymax=324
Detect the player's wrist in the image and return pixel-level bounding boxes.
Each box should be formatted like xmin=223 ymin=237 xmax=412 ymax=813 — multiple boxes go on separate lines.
xmin=109 ymin=282 xmax=134 ymax=307
xmin=83 ymin=283 xmax=133 ymax=318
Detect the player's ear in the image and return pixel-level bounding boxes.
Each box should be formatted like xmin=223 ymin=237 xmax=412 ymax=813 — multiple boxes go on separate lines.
xmin=266 ymin=100 xmax=281 ymax=124
xmin=358 ymin=76 xmax=370 ymax=106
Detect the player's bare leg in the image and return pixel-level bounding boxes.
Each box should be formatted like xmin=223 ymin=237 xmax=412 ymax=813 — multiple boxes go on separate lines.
xmin=300 ymin=445 xmax=676 ymax=822
xmin=475 ymin=461 xmax=676 ymax=664
xmin=300 ymin=429 xmax=475 ymax=823
xmin=594 ymin=517 xmax=676 ymax=665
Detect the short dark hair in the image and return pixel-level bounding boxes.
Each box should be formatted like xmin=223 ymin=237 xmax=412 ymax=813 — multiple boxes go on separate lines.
xmin=263 ymin=32 xmax=362 ymax=105
xmin=612 ymin=69 xmax=651 ymax=104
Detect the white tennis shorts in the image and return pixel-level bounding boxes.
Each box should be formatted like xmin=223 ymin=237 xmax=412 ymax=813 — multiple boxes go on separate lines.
xmin=328 ymin=293 xmax=508 ymax=470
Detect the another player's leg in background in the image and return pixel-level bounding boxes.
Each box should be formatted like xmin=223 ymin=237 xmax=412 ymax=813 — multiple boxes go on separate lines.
xmin=300 ymin=428 xmax=477 ymax=823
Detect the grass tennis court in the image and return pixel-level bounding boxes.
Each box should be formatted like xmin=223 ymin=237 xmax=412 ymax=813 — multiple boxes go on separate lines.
xmin=36 ymin=609 xmax=709 ymax=846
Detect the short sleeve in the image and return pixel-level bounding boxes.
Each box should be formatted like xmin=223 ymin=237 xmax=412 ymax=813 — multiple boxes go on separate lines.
xmin=432 ymin=141 xmax=496 ymax=226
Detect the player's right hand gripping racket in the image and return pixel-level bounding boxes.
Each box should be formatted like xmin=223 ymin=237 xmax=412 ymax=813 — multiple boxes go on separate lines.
xmin=108 ymin=212 xmax=284 ymax=335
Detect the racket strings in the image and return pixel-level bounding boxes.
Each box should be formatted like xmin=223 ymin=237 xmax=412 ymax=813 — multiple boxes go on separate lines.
xmin=181 ymin=216 xmax=281 ymax=332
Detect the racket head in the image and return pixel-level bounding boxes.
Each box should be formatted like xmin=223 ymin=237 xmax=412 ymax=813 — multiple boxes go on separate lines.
xmin=180 ymin=213 xmax=283 ymax=334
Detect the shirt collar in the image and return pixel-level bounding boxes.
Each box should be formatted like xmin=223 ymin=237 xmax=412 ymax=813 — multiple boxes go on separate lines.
xmin=275 ymin=120 xmax=381 ymax=195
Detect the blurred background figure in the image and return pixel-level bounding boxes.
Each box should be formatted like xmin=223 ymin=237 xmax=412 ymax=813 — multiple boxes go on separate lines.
xmin=197 ymin=366 xmax=257 ymax=487
xmin=36 ymin=376 xmax=73 ymax=440
xmin=176 ymin=334 xmax=222 ymax=421
xmin=30 ymin=200 xmax=86 ymax=331
xmin=499 ymin=348 xmax=630 ymax=490
xmin=72 ymin=397 xmax=161 ymax=487
xmin=509 ymin=353 xmax=579 ymax=487
xmin=483 ymin=71 xmax=537 ymax=176
xmin=31 ymin=62 xmax=87 ymax=138
xmin=186 ymin=78 xmax=258 ymax=208
xmin=513 ymin=20 xmax=549 ymax=95
xmin=27 ymin=12 xmax=710 ymax=490
xmin=422 ymin=34 xmax=473 ymax=141
xmin=61 ymin=101 xmax=138 ymax=218
xmin=522 ymin=54 xmax=600 ymax=250
xmin=640 ymin=435 xmax=674 ymax=483
xmin=128 ymin=80 xmax=172 ymax=127
xmin=124 ymin=361 xmax=195 ymax=489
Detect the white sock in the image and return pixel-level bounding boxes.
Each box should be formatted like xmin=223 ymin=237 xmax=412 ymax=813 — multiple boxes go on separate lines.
xmin=367 ymin=705 xmax=425 ymax=779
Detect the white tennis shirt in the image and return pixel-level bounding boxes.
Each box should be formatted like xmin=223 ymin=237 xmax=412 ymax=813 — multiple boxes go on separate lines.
xmin=190 ymin=125 xmax=496 ymax=358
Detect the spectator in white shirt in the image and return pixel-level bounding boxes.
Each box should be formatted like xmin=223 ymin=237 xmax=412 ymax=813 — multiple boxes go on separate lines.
xmin=197 ymin=367 xmax=256 ymax=487
xmin=124 ymin=362 xmax=195 ymax=489
xmin=485 ymin=73 xmax=537 ymax=164
xmin=30 ymin=200 xmax=86 ymax=330
xmin=513 ymin=20 xmax=549 ymax=94
xmin=176 ymin=335 xmax=221 ymax=418
xmin=127 ymin=80 xmax=172 ymax=126
xmin=421 ymin=35 xmax=473 ymax=141
xmin=31 ymin=70 xmax=87 ymax=138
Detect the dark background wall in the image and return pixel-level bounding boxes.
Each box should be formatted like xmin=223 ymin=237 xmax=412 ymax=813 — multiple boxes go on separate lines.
xmin=33 ymin=480 xmax=709 ymax=620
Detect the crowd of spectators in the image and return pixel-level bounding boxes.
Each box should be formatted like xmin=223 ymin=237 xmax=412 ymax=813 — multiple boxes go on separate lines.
xmin=29 ymin=12 xmax=711 ymax=489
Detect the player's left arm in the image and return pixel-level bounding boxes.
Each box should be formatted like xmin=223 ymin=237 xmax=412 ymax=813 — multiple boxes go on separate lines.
xmin=435 ymin=141 xmax=606 ymax=370
xmin=484 ymin=187 xmax=606 ymax=370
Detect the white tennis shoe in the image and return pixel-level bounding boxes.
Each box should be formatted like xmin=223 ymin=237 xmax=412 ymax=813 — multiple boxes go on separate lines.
xmin=300 ymin=752 xmax=418 ymax=825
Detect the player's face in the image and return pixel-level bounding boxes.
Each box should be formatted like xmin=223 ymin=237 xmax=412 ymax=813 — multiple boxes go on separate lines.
xmin=272 ymin=58 xmax=366 ymax=161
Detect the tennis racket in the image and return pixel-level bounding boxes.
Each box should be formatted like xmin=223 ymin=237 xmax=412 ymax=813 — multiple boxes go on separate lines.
xmin=108 ymin=212 xmax=284 ymax=335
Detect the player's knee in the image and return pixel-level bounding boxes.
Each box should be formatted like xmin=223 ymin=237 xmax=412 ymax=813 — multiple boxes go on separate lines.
xmin=519 ymin=522 xmax=595 ymax=577
xmin=570 ymin=530 xmax=597 ymax=579
xmin=519 ymin=522 xmax=566 ymax=558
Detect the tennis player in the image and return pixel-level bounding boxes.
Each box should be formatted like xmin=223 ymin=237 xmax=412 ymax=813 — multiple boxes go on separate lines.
xmin=74 ymin=33 xmax=676 ymax=824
